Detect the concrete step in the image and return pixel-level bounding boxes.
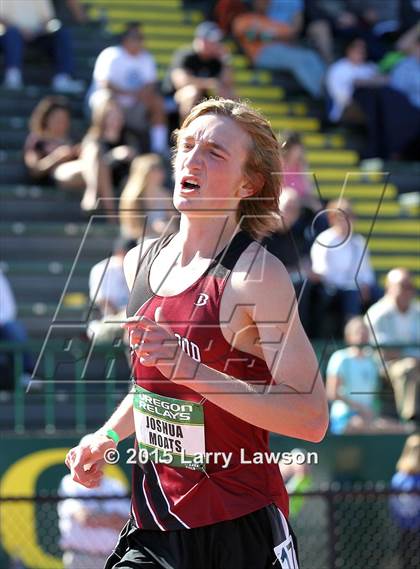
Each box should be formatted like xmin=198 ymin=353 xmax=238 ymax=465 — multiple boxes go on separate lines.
xmin=0 ymin=200 xmax=82 ymax=222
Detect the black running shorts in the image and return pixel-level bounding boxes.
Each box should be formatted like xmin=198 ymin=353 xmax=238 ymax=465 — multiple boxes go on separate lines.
xmin=104 ymin=504 xmax=299 ymax=569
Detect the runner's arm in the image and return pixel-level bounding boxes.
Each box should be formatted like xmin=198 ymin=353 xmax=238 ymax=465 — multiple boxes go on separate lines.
xmin=65 ymin=239 xmax=159 ymax=485
xmin=167 ymin=250 xmax=328 ymax=442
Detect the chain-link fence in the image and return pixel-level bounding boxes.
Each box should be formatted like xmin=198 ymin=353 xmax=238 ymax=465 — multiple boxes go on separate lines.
xmin=1 ymin=488 xmax=419 ymax=569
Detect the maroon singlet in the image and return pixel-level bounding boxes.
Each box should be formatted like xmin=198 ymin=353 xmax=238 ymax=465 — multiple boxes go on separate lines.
xmin=126 ymin=231 xmax=289 ymax=530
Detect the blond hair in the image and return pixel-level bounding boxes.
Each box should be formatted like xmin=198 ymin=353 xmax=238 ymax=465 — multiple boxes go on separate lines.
xmin=344 ymin=316 xmax=368 ymax=343
xmin=119 ymin=154 xmax=164 ymax=239
xmin=173 ymin=98 xmax=282 ymax=239
xmin=85 ymin=90 xmax=121 ymax=141
xmin=397 ymin=434 xmax=420 ymax=475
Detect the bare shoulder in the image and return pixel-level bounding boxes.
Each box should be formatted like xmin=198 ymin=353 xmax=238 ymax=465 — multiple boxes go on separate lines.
xmin=123 ymin=238 xmax=158 ymax=291
xmin=229 ymin=241 xmax=296 ymax=318
xmin=231 ymin=241 xmax=293 ymax=292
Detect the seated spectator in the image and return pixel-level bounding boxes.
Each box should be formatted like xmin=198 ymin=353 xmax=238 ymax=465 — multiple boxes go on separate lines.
xmin=326 ymin=317 xmax=409 ymax=434
xmin=214 ymin=0 xmax=248 ymax=34
xmin=365 ymin=268 xmax=420 ymax=423
xmin=280 ymin=131 xmax=321 ymax=212
xmin=0 ymin=0 xmax=83 ymax=92
xmin=24 ymin=94 xmax=130 ymax=215
xmin=0 ymin=269 xmax=35 ymax=390
xmin=233 ymin=0 xmax=325 ymax=98
xmin=263 ymin=187 xmax=313 ymax=334
xmin=80 ymin=91 xmax=137 ymax=212
xmin=119 ymin=154 xmax=174 ymax=240
xmin=305 ymin=0 xmax=398 ymax=64
xmin=389 ymin=434 xmax=420 ymax=569
xmin=389 ymin=35 xmax=420 ymax=111
xmin=24 ymin=96 xmax=82 ymax=184
xmin=87 ymin=238 xmax=136 ymax=344
xmin=58 ymin=467 xmax=130 ymax=569
xmin=88 ymin=22 xmax=168 ymax=155
xmin=325 ymin=37 xmax=383 ymax=122
xmin=329 ymin=34 xmax=420 ymax=160
xmin=164 ymin=21 xmax=235 ymax=119
xmin=310 ymin=199 xmax=380 ymax=335
xmin=355 ymin=33 xmax=420 ymax=160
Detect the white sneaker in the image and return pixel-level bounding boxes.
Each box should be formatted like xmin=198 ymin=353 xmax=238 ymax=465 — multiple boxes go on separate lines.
xmin=4 ymin=68 xmax=23 ymax=89
xmin=52 ymin=74 xmax=85 ymax=94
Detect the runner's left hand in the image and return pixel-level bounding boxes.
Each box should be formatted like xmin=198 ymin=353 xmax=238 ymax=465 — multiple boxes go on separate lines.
xmin=122 ymin=308 xmax=199 ymax=383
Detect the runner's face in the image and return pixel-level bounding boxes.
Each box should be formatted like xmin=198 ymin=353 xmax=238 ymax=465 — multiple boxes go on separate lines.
xmin=173 ymin=114 xmax=251 ymax=216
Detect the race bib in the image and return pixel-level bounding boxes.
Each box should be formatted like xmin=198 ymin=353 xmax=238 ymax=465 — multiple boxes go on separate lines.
xmin=274 ymin=535 xmax=299 ymax=569
xmin=133 ymin=386 xmax=206 ymax=469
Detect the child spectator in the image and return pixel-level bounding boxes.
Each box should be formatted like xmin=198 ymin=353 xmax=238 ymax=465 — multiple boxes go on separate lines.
xmin=326 ymin=317 xmax=409 ymax=434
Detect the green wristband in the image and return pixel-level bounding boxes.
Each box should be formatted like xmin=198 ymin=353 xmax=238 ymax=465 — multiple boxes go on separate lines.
xmin=105 ymin=429 xmax=120 ymax=444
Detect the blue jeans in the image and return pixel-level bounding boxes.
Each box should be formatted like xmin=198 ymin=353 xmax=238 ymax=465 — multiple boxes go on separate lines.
xmin=0 ymin=321 xmax=35 ymax=387
xmin=0 ymin=24 xmax=73 ymax=75
xmin=255 ymin=43 xmax=325 ymax=98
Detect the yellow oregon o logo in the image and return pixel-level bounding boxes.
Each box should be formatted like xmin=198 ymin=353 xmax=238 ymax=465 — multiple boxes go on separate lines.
xmin=0 ymin=448 xmax=128 ymax=569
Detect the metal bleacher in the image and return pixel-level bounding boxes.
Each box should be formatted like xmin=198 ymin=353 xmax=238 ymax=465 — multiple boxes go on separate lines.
xmin=0 ymin=0 xmax=418 ymax=432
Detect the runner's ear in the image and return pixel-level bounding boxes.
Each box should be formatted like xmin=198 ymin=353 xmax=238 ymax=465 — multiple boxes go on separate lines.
xmin=238 ymin=173 xmax=264 ymax=198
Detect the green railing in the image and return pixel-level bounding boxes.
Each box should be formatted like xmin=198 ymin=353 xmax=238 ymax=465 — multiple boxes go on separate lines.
xmin=0 ymin=340 xmax=129 ymax=433
xmin=1 ymin=340 xmax=418 ymax=433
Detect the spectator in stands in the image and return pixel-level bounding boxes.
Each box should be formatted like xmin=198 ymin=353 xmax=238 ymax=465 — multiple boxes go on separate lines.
xmin=305 ymin=0 xmax=399 ymax=64
xmin=80 ymin=91 xmax=137 ymax=212
xmin=58 ymin=467 xmax=130 ymax=569
xmin=165 ymin=21 xmax=235 ymax=120
xmin=0 ymin=269 xmax=35 ymax=390
xmin=24 ymin=94 xmax=128 ymax=215
xmin=233 ymin=0 xmax=325 ymax=98
xmin=389 ymin=434 xmax=420 ymax=569
xmin=0 ymin=0 xmax=83 ymax=92
xmin=88 ymin=22 xmax=168 ymax=155
xmin=325 ymin=37 xmax=384 ymax=123
xmin=24 ymin=96 xmax=81 ymax=184
xmin=119 ymin=154 xmax=174 ymax=240
xmin=214 ymin=0 xmax=248 ymax=34
xmin=280 ymin=131 xmax=321 ymax=211
xmin=310 ymin=199 xmax=379 ymax=335
xmin=87 ymin=238 xmax=136 ymax=344
xmin=359 ymin=32 xmax=420 ymax=160
xmin=348 ymin=33 xmax=420 ymax=160
xmin=365 ymin=268 xmax=420 ymax=423
xmin=264 ymin=187 xmax=313 ymax=333
xmin=327 ymin=316 xmax=411 ymax=433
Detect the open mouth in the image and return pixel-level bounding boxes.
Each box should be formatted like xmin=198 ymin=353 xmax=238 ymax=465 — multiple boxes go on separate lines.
xmin=181 ymin=177 xmax=201 ymax=192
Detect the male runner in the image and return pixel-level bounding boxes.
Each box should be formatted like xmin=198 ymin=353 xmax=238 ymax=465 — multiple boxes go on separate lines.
xmin=65 ymin=98 xmax=328 ymax=568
